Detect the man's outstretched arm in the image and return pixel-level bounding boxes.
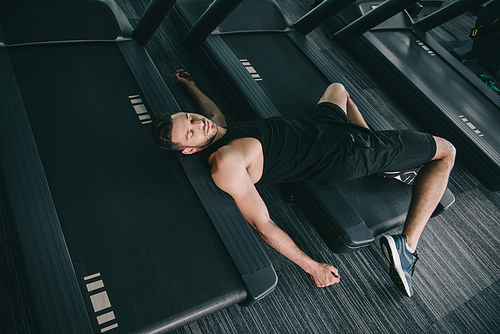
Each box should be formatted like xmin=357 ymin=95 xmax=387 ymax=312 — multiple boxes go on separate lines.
xmin=211 ymin=155 xmax=340 ymax=287
xmin=174 ymin=69 xmax=227 ymax=127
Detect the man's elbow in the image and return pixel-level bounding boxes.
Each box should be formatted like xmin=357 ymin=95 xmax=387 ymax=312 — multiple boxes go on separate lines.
xmin=246 ymin=219 xmax=274 ymax=242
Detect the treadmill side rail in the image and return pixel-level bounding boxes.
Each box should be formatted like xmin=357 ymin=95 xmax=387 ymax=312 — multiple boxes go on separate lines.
xmin=0 ymin=49 xmax=93 ymax=334
xmin=177 ymin=153 xmax=278 ymax=305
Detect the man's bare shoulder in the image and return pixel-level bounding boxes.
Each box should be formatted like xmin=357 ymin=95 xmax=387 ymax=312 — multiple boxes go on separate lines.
xmin=210 ymin=137 xmax=264 ymax=186
xmin=210 ymin=138 xmax=251 ymax=171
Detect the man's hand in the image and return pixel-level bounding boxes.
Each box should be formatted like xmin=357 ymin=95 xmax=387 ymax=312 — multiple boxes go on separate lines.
xmin=307 ymin=263 xmax=340 ymax=288
xmin=174 ymin=69 xmax=195 ymax=89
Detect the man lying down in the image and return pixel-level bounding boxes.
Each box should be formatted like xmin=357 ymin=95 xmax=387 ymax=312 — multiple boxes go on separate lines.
xmin=151 ymin=69 xmax=456 ymax=297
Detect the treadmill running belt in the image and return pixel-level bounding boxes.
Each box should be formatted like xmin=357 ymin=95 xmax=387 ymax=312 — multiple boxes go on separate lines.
xmin=8 ymin=42 xmax=245 ymax=332
xmin=373 ymin=30 xmax=500 ymax=151
xmin=222 ymin=33 xmax=331 ymax=117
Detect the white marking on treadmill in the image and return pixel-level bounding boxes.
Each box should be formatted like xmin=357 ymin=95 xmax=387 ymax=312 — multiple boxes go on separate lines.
xmin=416 ymin=40 xmax=435 ymax=56
xmin=101 ymin=323 xmax=119 ymax=333
xmin=133 ymin=104 xmax=148 ymax=115
xmin=84 ymin=273 xmax=119 ymax=331
xmin=246 ymin=66 xmax=257 ymax=74
xmin=466 ymin=122 xmax=476 ymax=130
xmin=97 ymin=311 xmax=116 ymax=325
xmin=460 ymin=115 xmax=483 ymax=136
xmin=86 ymin=279 xmax=105 ymax=292
xmin=130 ymin=95 xmax=153 ymax=125
xmin=84 ymin=273 xmax=101 ymax=281
xmin=240 ymin=59 xmax=262 ymax=81
xmin=90 ymin=291 xmax=112 ymax=312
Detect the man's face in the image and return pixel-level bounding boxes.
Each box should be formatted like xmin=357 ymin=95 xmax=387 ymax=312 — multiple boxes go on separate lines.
xmin=170 ymin=112 xmax=218 ymax=154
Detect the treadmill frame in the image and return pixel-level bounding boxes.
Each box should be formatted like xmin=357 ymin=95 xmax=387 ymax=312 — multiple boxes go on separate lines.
xmin=327 ymin=0 xmax=500 ymax=191
xmin=0 ymin=0 xmax=276 ymax=332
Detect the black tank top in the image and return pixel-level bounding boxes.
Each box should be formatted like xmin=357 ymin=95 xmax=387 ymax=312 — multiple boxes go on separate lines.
xmin=200 ymin=116 xmax=352 ymax=185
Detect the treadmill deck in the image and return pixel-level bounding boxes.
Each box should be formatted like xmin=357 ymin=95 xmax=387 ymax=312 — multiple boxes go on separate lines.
xmin=5 ymin=41 xmax=246 ymax=333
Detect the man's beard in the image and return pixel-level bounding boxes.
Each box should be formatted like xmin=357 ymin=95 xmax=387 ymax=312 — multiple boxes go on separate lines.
xmin=195 ymin=123 xmax=218 ymax=149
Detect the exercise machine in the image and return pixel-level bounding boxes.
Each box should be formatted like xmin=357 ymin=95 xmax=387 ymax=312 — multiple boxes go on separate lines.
xmin=0 ymin=1 xmax=276 ymax=332
xmin=319 ymin=0 xmax=500 ymax=191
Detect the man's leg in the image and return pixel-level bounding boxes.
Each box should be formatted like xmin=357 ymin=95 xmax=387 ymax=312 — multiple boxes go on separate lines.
xmin=318 ymin=83 xmax=370 ymax=129
xmin=403 ymin=136 xmax=456 ymax=249
xmin=328 ymin=82 xmax=456 ymax=248
xmin=381 ymin=136 xmax=455 ymax=297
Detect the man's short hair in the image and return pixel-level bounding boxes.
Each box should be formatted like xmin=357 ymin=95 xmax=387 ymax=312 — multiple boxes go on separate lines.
xmin=150 ymin=113 xmax=184 ymax=150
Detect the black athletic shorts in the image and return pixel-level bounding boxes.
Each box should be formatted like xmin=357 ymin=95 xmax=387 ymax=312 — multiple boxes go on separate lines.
xmin=312 ymin=102 xmax=437 ymax=182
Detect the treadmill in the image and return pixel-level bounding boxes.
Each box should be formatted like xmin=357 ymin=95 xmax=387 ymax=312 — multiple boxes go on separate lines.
xmin=171 ymin=0 xmax=455 ymax=253
xmin=320 ymin=0 xmax=500 ymax=191
xmin=0 ymin=1 xmax=276 ymax=333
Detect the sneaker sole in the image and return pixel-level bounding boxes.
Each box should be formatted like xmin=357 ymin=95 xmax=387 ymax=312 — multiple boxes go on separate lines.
xmin=381 ymin=236 xmax=411 ymax=297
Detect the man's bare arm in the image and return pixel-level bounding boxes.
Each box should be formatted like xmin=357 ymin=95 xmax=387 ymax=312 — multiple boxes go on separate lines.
xmin=174 ymin=69 xmax=227 ymax=127
xmin=211 ymin=155 xmax=340 ymax=287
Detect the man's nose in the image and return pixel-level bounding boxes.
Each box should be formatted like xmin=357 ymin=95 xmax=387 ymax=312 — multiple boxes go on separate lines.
xmin=194 ymin=119 xmax=204 ymax=129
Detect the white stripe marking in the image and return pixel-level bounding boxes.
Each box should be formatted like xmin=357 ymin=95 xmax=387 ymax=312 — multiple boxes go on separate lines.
xmin=86 ymin=280 xmax=104 ymax=292
xmin=97 ymin=311 xmax=116 ymax=325
xmin=101 ymin=323 xmax=119 ymax=333
xmin=90 ymin=291 xmax=112 ymax=312
xmin=133 ymin=104 xmax=148 ymax=114
xmin=84 ymin=273 xmax=101 ymax=281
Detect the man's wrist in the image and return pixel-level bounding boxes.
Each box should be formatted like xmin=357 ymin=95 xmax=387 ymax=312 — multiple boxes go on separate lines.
xmin=301 ymin=258 xmax=321 ymax=274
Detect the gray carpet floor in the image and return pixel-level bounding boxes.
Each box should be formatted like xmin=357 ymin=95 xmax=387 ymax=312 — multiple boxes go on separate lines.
xmin=0 ymin=0 xmax=499 ymax=333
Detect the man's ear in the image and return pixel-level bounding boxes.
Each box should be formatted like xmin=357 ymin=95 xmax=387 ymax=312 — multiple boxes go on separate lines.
xmin=181 ymin=147 xmax=198 ymax=155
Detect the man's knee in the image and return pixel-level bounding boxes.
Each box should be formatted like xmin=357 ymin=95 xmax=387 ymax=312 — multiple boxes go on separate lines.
xmin=329 ymin=83 xmax=345 ymax=91
xmin=318 ymin=83 xmax=348 ymax=112
xmin=432 ymin=136 xmax=456 ymax=165
xmin=326 ymin=83 xmax=347 ymax=98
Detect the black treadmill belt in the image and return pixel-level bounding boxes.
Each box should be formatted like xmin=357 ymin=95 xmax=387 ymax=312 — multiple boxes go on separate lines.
xmin=373 ymin=30 xmax=500 ymax=162
xmin=222 ymin=33 xmax=331 ymax=117
xmin=8 ymin=42 xmax=245 ymax=332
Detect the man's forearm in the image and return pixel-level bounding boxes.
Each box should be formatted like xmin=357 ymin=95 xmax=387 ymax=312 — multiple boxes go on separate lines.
xmin=257 ymin=219 xmax=320 ymax=273
xmin=185 ymin=84 xmax=221 ymax=119
xmin=255 ymin=219 xmax=340 ymax=287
